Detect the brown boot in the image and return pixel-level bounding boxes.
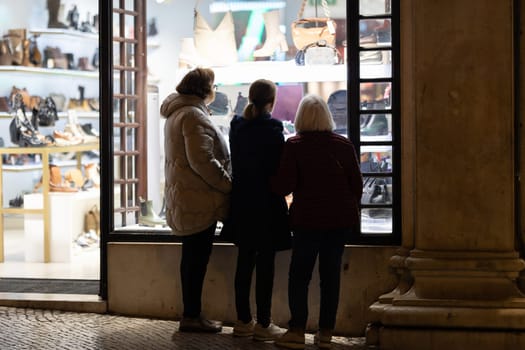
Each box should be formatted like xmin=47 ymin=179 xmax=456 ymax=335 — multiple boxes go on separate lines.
xmin=47 ymin=0 xmax=68 ymax=28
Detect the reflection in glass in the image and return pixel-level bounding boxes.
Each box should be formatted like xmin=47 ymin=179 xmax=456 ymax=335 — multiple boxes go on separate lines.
xmin=360 ymin=146 xmax=392 ymax=173
xmin=360 ymin=0 xmax=391 ymax=16
xmin=360 ymin=114 xmax=391 ymax=141
xmin=361 ymin=208 xmax=392 ymax=234
xmin=359 ymin=19 xmax=391 ymax=48
xmin=360 ymin=82 xmax=391 ymax=109
xmin=362 ymin=176 xmax=392 ymax=205
xmin=360 ymin=50 xmax=391 ymax=79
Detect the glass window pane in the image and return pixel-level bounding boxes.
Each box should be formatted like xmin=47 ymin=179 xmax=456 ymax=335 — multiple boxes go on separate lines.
xmin=361 ymin=208 xmax=392 ymax=233
xmin=360 ymin=19 xmax=391 ymax=48
xmin=361 ymin=114 xmax=392 ymax=141
xmin=360 ymin=82 xmax=391 ymax=109
xmin=362 ymin=176 xmax=392 ymax=205
xmin=360 ymin=146 xmax=392 ymax=173
xmin=360 ymin=0 xmax=391 ymax=16
xmin=361 ymin=50 xmax=391 ymax=79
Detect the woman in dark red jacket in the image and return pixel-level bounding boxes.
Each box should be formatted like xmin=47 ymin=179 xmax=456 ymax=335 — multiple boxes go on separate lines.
xmin=273 ymin=94 xmax=363 ymax=350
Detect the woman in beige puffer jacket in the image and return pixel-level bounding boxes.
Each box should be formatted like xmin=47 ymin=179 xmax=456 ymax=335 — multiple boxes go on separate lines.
xmin=160 ymin=68 xmax=231 ymax=333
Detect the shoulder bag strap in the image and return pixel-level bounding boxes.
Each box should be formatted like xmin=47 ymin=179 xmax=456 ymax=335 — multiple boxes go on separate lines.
xmin=297 ymin=0 xmax=331 ymax=19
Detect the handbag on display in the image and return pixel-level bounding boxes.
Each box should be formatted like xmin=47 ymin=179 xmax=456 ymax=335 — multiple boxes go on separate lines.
xmin=291 ymin=0 xmax=336 ymax=50
xmin=209 ymin=91 xmax=230 ymax=115
xmin=295 ymin=39 xmax=340 ymax=66
xmin=193 ymin=4 xmax=238 ymax=67
xmin=49 ymin=93 xmax=66 ymax=112
xmin=327 ymin=89 xmax=347 ymax=133
xmin=32 ymin=97 xmax=59 ymax=127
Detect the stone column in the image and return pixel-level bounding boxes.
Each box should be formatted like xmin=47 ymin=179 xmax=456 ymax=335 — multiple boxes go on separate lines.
xmin=366 ymin=0 xmax=525 ymax=349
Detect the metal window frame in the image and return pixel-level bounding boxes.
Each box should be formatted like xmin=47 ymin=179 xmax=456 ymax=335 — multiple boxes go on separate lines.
xmin=347 ymin=0 xmax=401 ymax=245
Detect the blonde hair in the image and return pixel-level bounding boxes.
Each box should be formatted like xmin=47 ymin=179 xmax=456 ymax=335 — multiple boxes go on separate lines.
xmin=176 ymin=67 xmax=215 ymax=99
xmin=244 ymin=79 xmax=276 ymax=120
xmin=294 ymin=94 xmax=335 ymax=133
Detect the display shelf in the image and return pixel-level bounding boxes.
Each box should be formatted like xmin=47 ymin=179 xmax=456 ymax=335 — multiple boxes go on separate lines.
xmin=0 ymin=111 xmax=100 ymax=119
xmin=177 ymin=61 xmax=391 ymax=85
xmin=2 ymin=156 xmax=98 ymax=172
xmin=0 ymin=65 xmax=98 ymax=78
xmin=29 ymin=28 xmax=99 ymax=40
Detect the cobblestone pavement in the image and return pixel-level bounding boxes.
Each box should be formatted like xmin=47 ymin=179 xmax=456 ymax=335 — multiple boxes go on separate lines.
xmin=0 ymin=307 xmax=371 ymax=350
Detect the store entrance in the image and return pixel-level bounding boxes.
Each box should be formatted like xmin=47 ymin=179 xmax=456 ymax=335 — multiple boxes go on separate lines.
xmin=0 ymin=0 xmax=100 ymax=295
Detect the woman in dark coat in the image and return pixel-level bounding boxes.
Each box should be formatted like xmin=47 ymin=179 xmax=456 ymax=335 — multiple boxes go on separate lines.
xmin=273 ymin=94 xmax=363 ymax=350
xmin=227 ymin=79 xmax=290 ymax=341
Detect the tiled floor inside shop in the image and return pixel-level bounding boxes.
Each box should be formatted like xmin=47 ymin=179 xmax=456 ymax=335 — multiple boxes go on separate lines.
xmin=0 ymin=216 xmax=99 ymax=280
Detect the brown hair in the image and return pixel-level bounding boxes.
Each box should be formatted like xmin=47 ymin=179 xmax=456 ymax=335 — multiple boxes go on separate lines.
xmin=176 ymin=67 xmax=215 ymax=99
xmin=243 ymin=79 xmax=276 ymax=120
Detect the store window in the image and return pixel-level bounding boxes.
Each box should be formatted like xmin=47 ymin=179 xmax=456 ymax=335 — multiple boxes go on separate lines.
xmin=103 ymin=0 xmax=400 ymax=245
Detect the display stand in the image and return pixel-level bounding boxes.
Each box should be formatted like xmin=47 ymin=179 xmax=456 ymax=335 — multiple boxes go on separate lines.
xmin=24 ymin=191 xmax=99 ymax=262
xmin=0 ymin=142 xmax=99 ymax=262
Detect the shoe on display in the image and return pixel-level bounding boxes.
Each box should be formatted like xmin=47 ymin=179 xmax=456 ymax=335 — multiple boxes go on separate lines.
xmin=233 ymin=319 xmax=255 ymax=337
xmin=178 ymin=316 xmax=222 ymax=333
xmin=47 ymin=0 xmax=68 ymax=29
xmin=274 ymin=328 xmax=305 ymax=349
xmin=253 ymin=322 xmax=286 ymax=341
xmin=314 ymin=329 xmax=333 ymax=349
xmin=253 ymin=10 xmax=288 ymax=58
xmin=139 ymin=196 xmax=166 ymax=227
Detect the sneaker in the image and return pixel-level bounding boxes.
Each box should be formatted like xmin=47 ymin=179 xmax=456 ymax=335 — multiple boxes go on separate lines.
xmin=233 ymin=319 xmax=255 ymax=337
xmin=178 ymin=316 xmax=222 ymax=333
xmin=253 ymin=322 xmax=286 ymax=341
xmin=274 ymin=329 xmax=305 ymax=349
xmin=314 ymin=330 xmax=333 ymax=349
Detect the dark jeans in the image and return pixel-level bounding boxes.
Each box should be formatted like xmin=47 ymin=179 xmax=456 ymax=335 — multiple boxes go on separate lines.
xmin=234 ymin=246 xmax=276 ymax=326
xmin=287 ymin=228 xmax=347 ymax=331
xmin=180 ymin=223 xmax=216 ymax=318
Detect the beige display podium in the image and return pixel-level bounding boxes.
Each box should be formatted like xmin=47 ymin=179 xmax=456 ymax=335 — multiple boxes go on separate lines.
xmin=0 ymin=143 xmax=99 ymax=262
xmin=23 ymin=191 xmax=99 ymax=263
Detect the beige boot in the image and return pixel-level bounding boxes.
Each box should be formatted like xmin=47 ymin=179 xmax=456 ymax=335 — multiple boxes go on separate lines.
xmin=253 ymin=10 xmax=288 ymax=57
xmin=138 ymin=197 xmax=166 ymax=227
xmin=178 ymin=37 xmax=205 ymax=68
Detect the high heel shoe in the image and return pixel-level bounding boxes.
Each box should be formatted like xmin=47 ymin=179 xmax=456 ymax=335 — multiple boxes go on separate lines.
xmin=84 ymin=162 xmax=100 ymax=188
xmin=9 ymin=106 xmax=45 ymax=147
xmin=253 ymin=10 xmax=288 ymax=58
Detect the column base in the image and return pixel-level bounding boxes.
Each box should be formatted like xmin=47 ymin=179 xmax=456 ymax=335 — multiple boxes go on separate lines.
xmin=368 ymin=325 xmax=525 ymax=350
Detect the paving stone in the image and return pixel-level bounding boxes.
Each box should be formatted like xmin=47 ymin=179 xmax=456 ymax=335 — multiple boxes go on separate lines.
xmin=0 ymin=307 xmax=370 ymax=349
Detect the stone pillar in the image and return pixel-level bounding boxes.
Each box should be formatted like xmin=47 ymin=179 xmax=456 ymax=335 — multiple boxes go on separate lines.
xmin=366 ymin=0 xmax=525 ymax=348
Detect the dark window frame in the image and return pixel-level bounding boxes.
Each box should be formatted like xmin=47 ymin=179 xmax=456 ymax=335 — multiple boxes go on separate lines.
xmin=99 ymin=1 xmax=402 ymax=297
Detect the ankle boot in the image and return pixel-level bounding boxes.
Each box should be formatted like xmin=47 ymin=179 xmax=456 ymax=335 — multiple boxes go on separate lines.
xmin=253 ymin=10 xmax=288 ymax=58
xmin=7 ymin=29 xmax=26 ymax=65
xmin=139 ymin=197 xmax=166 ymax=227
xmin=0 ymin=39 xmax=14 ymax=65
xmin=47 ymin=0 xmax=68 ymax=28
